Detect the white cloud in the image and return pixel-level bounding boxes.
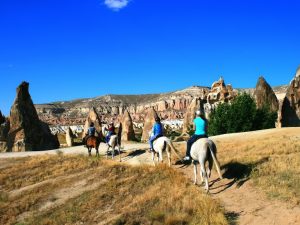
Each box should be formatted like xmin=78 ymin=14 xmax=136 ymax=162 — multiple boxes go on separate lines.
xmin=104 ymin=0 xmax=130 ymax=11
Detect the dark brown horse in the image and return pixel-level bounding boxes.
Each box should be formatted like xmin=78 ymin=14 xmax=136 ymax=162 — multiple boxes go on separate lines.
xmin=85 ymin=131 xmax=105 ymax=157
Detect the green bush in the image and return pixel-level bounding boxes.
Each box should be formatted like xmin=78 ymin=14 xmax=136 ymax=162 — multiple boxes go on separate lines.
xmin=208 ymin=93 xmax=277 ymax=136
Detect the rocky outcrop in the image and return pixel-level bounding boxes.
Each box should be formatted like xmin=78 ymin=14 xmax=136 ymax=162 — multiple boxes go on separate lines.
xmin=66 ymin=127 xmax=75 ymax=147
xmin=35 ymin=86 xmax=210 ymax=125
xmin=82 ymin=107 xmax=102 ymax=137
xmin=281 ymin=67 xmax=300 ymax=127
xmin=182 ymin=98 xmax=202 ymax=133
xmin=254 ymin=77 xmax=279 ymax=112
xmin=120 ymin=109 xmax=135 ymax=141
xmin=0 ymin=115 xmax=9 ymax=152
xmin=207 ymin=77 xmax=237 ymax=103
xmin=141 ymin=108 xmax=160 ymax=142
xmin=4 ymin=82 xmax=59 ymax=152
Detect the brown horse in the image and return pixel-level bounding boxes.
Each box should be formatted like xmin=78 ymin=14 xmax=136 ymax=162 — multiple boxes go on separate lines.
xmin=86 ymin=136 xmax=101 ymax=157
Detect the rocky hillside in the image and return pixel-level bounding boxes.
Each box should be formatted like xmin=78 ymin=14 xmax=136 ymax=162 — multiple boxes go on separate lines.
xmin=35 ymin=86 xmax=210 ymax=125
xmin=35 ymin=82 xmax=289 ymax=126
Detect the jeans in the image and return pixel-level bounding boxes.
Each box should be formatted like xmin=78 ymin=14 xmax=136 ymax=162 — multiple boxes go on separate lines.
xmin=186 ymin=134 xmax=208 ymax=157
xmin=149 ymin=134 xmax=162 ymax=150
xmin=106 ymin=131 xmax=113 ymax=143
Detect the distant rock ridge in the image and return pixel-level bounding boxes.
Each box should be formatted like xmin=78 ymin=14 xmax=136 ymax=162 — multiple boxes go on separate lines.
xmin=34 ymin=78 xmax=291 ymax=129
xmin=1 ymin=82 xmax=59 ymax=152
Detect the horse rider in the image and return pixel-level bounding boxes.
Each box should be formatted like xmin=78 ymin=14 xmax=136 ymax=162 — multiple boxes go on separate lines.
xmin=149 ymin=117 xmax=164 ymax=152
xmin=105 ymin=122 xmax=116 ymax=144
xmin=183 ymin=110 xmax=208 ymax=161
xmin=84 ymin=122 xmax=96 ymax=146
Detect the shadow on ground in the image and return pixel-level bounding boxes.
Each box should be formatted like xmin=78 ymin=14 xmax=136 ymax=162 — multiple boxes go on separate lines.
xmin=225 ymin=211 xmax=241 ymax=225
xmin=121 ymin=149 xmax=147 ymax=162
xmin=210 ymin=157 xmax=269 ymax=194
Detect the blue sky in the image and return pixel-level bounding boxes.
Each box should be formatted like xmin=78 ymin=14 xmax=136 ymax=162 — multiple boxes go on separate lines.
xmin=1 ymin=0 xmax=300 ymax=115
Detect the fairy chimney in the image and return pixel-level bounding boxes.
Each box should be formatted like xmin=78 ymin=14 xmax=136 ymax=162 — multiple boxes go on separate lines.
xmin=141 ymin=107 xmax=160 ymax=142
xmin=66 ymin=127 xmax=75 ymax=147
xmin=120 ymin=109 xmax=135 ymax=141
xmin=6 ymin=82 xmax=59 ymax=152
xmin=83 ymin=107 xmax=102 ymax=138
xmin=254 ymin=76 xmax=279 ymax=112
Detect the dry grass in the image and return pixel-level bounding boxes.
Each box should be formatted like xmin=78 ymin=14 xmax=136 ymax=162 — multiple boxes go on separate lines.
xmin=0 ymin=155 xmax=227 ymax=225
xmin=214 ymin=128 xmax=300 ymax=205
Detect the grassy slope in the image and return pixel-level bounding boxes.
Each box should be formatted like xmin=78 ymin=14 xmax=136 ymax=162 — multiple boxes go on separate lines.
xmin=0 ymin=155 xmax=227 ymax=225
xmin=213 ymin=128 xmax=300 ymax=205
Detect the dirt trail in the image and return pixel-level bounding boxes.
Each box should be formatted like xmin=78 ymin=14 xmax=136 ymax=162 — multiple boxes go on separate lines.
xmin=123 ymin=149 xmax=300 ymax=225
xmin=121 ymin=128 xmax=300 ymax=225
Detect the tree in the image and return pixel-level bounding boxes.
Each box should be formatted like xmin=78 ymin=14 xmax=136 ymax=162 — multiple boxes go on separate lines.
xmin=208 ymin=93 xmax=277 ymax=136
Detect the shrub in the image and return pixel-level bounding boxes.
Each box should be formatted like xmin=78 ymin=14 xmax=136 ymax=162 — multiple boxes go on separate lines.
xmin=208 ymin=93 xmax=277 ymax=136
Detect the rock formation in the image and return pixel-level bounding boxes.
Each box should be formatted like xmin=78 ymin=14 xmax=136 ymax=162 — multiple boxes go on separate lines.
xmin=182 ymin=98 xmax=202 ymax=134
xmin=66 ymin=127 xmax=75 ymax=147
xmin=281 ymin=67 xmax=300 ymax=127
xmin=141 ymin=108 xmax=160 ymax=142
xmin=120 ymin=109 xmax=135 ymax=141
xmin=254 ymin=76 xmax=279 ymax=112
xmin=0 ymin=113 xmax=9 ymax=152
xmin=0 ymin=111 xmax=5 ymax=125
xmin=82 ymin=107 xmax=102 ymax=137
xmin=207 ymin=77 xmax=237 ymax=103
xmin=5 ymin=82 xmax=59 ymax=152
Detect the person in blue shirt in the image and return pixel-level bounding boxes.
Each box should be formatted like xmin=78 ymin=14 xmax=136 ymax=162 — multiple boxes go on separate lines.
xmin=183 ymin=110 xmax=208 ymax=161
xmin=84 ymin=122 xmax=96 ymax=146
xmin=149 ymin=117 xmax=164 ymax=152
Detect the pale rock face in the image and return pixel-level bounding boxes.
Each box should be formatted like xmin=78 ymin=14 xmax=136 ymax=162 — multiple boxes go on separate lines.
xmin=4 ymin=82 xmax=59 ymax=152
xmin=207 ymin=77 xmax=237 ymax=103
xmin=182 ymin=98 xmax=202 ymax=133
xmin=120 ymin=109 xmax=135 ymax=141
xmin=141 ymin=108 xmax=159 ymax=142
xmin=66 ymin=127 xmax=75 ymax=147
xmin=157 ymin=100 xmax=168 ymax=111
xmin=83 ymin=107 xmax=102 ymax=138
xmin=281 ymin=67 xmax=300 ymax=127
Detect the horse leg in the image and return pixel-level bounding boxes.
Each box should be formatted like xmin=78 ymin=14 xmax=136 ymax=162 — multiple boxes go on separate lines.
xmin=152 ymin=152 xmax=156 ymax=166
xmin=193 ymin=160 xmax=198 ymax=185
xmin=118 ymin=144 xmax=121 ymax=162
xmin=166 ymin=146 xmax=171 ymax=167
xmin=111 ymin=146 xmax=114 ymax=159
xmin=207 ymin=155 xmax=213 ymax=178
xmin=157 ymin=152 xmax=160 ymax=164
xmin=88 ymin=147 xmax=91 ymax=157
xmin=200 ymin=159 xmax=209 ymax=192
xmin=159 ymin=150 xmax=163 ymax=163
xmin=106 ymin=146 xmax=109 ymax=159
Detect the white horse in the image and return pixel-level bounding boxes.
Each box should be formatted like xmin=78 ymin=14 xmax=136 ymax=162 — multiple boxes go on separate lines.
xmin=152 ymin=136 xmax=182 ymax=167
xmin=190 ymin=138 xmax=223 ymax=192
xmin=106 ymin=134 xmax=121 ymax=162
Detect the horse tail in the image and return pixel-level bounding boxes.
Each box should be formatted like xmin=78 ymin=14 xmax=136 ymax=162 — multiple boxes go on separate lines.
xmin=207 ymin=140 xmax=223 ymax=179
xmin=165 ymin=138 xmax=183 ymax=161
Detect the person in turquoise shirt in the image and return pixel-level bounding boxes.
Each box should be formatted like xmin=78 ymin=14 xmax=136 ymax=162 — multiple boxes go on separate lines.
xmin=183 ymin=110 xmax=208 ymax=161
